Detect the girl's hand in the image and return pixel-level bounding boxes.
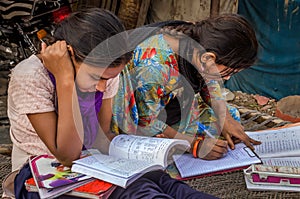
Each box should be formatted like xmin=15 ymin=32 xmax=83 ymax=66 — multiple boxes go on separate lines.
xmin=40 ymin=40 xmax=75 ymax=80
xmin=221 ymin=111 xmax=261 ymax=150
xmin=197 ymin=137 xmax=228 ymax=160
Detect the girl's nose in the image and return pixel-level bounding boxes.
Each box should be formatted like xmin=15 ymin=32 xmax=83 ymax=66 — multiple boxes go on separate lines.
xmin=95 ymin=80 xmax=107 ymax=92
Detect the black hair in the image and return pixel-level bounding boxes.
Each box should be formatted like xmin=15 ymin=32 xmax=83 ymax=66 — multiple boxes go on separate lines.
xmin=157 ymin=14 xmax=258 ymax=77
xmin=53 ymin=8 xmax=131 ymax=68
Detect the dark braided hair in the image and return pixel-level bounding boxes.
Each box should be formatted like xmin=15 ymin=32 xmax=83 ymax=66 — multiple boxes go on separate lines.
xmin=158 ymin=14 xmax=258 ymax=78
xmin=152 ymin=15 xmax=258 ymax=126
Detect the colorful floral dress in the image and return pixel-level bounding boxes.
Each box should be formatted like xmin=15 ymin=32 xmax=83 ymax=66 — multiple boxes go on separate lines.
xmin=111 ymin=34 xmax=239 ymax=138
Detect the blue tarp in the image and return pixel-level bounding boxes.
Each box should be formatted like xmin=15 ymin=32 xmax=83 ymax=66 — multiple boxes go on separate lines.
xmin=225 ymin=0 xmax=300 ymax=100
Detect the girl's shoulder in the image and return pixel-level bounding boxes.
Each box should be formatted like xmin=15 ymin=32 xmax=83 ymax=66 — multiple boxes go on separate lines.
xmin=10 ymin=55 xmax=47 ymax=77
xmin=134 ymin=34 xmax=175 ymax=59
xmin=138 ymin=34 xmax=168 ymax=49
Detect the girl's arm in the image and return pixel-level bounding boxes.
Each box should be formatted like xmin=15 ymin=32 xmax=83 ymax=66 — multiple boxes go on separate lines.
xmin=202 ymin=80 xmax=261 ymax=150
xmin=134 ymin=81 xmax=228 ymax=160
xmin=28 ymin=41 xmax=83 ymax=166
xmin=162 ymin=125 xmax=228 ymax=160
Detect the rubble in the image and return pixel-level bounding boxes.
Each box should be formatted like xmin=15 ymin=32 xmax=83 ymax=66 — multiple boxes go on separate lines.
xmin=229 ymin=91 xmax=277 ymax=117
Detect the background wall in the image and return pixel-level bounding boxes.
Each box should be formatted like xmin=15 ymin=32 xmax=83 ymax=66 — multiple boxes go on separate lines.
xmin=146 ymin=0 xmax=238 ymax=23
xmin=225 ymin=0 xmax=300 ymax=100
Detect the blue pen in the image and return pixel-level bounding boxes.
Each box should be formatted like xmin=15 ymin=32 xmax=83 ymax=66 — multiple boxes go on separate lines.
xmin=197 ymin=122 xmax=215 ymax=138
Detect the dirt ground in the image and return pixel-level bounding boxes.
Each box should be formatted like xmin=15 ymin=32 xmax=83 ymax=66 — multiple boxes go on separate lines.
xmin=228 ymin=91 xmax=277 ymax=116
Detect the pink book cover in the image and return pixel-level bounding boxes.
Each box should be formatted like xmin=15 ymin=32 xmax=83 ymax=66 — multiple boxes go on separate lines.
xmin=29 ymin=154 xmax=91 ymax=189
xmin=244 ymin=165 xmax=300 ymax=186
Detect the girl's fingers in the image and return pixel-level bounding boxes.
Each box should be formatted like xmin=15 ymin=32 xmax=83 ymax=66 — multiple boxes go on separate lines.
xmin=212 ymin=145 xmax=228 ymax=155
xmin=202 ymin=150 xmax=225 ymax=160
xmin=250 ymin=138 xmax=262 ymax=145
xmin=40 ymin=42 xmax=47 ymax=54
xmin=223 ymin=134 xmax=235 ymax=149
xmin=215 ymin=139 xmax=228 ymax=148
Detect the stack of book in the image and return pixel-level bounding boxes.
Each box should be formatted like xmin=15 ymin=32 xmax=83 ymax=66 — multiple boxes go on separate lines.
xmin=27 ymin=150 xmax=116 ymax=199
xmin=29 ymin=125 xmax=300 ymax=197
xmin=243 ymin=125 xmax=300 ymax=192
xmin=28 ymin=135 xmax=191 ymax=198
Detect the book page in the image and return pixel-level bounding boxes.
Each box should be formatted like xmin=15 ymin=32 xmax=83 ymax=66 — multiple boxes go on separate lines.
xmin=246 ymin=125 xmax=300 ymax=158
xmin=109 ymin=135 xmax=190 ymax=167
xmin=73 ymin=153 xmax=162 ymax=179
xmin=173 ymin=143 xmax=261 ymax=178
xmin=72 ymin=153 xmax=163 ymax=188
xmin=262 ymin=157 xmax=300 ymax=167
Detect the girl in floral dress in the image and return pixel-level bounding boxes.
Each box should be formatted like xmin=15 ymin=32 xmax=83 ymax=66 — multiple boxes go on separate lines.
xmin=111 ymin=14 xmax=261 ymax=160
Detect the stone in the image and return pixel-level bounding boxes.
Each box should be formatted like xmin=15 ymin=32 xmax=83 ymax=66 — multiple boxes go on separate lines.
xmin=275 ymin=95 xmax=300 ymax=123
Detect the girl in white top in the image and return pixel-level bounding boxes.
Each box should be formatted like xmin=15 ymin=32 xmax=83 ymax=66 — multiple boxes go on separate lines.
xmin=8 ymin=54 xmax=120 ymax=170
xmin=7 ymin=7 xmax=130 ymax=172
xmin=5 ymin=7 xmax=132 ymax=198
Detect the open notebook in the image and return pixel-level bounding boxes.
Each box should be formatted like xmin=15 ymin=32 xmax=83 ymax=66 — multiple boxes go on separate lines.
xmin=173 ymin=142 xmax=261 ymax=178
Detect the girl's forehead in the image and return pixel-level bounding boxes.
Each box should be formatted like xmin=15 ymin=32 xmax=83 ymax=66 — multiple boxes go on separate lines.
xmin=82 ymin=63 xmax=124 ymax=78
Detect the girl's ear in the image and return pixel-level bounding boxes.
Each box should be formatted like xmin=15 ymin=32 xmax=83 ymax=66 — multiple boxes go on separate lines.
xmin=67 ymin=45 xmax=80 ymax=74
xmin=200 ymin=52 xmax=216 ymax=63
xmin=67 ymin=45 xmax=75 ymax=57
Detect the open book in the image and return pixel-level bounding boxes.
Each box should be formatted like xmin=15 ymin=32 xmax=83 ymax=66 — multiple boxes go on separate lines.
xmin=245 ymin=125 xmax=300 ymax=158
xmin=71 ymin=134 xmax=190 ymax=188
xmin=173 ymin=142 xmax=261 ymax=179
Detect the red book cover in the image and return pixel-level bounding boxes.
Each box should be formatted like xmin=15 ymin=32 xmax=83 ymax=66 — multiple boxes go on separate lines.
xmin=25 ymin=177 xmax=115 ymax=199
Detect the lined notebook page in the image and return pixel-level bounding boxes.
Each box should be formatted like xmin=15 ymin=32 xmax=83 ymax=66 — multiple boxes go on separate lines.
xmin=246 ymin=125 xmax=300 ymax=158
xmin=173 ymin=143 xmax=261 ymax=178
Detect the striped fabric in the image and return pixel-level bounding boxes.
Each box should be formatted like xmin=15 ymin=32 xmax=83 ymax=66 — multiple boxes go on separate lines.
xmin=0 ymin=0 xmax=33 ymax=19
xmin=0 ymin=0 xmax=62 ymax=19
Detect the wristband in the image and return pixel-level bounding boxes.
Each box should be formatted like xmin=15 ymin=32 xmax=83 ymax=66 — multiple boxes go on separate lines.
xmin=192 ymin=136 xmax=205 ymax=158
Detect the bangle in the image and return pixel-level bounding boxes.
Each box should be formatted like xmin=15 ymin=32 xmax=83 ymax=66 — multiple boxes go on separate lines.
xmin=192 ymin=136 xmax=205 ymax=158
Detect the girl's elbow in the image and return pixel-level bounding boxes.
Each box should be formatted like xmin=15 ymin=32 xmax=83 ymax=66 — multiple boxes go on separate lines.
xmin=53 ymin=149 xmax=81 ymax=167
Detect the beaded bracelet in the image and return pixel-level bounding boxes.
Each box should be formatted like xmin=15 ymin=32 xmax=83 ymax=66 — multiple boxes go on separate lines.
xmin=192 ymin=136 xmax=205 ymax=158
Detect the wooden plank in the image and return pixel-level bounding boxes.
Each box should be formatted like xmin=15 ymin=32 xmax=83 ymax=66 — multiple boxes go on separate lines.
xmin=210 ymin=0 xmax=220 ymax=17
xmin=111 ymin=0 xmax=118 ymax=14
xmin=136 ymin=0 xmax=151 ymax=27
xmin=105 ymin=0 xmax=112 ymax=10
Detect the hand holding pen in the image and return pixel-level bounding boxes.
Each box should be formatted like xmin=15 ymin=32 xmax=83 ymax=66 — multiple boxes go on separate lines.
xmin=195 ymin=122 xmax=228 ymax=160
xmin=197 ymin=122 xmax=217 ymax=139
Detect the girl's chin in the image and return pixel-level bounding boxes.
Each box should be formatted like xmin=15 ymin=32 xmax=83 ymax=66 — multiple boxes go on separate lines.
xmin=77 ymin=88 xmax=95 ymax=93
